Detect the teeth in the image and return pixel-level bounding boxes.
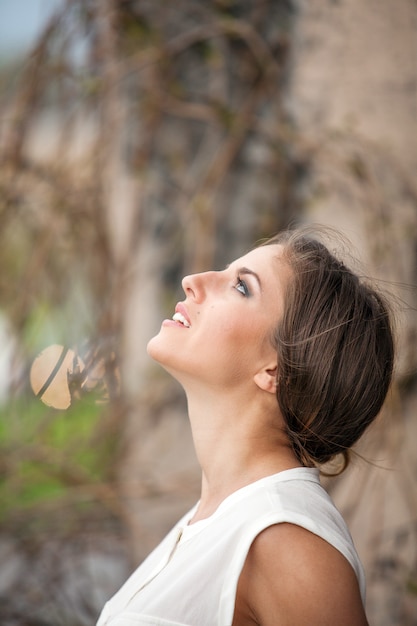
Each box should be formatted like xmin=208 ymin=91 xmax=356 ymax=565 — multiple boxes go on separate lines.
xmin=172 ymin=312 xmax=190 ymax=327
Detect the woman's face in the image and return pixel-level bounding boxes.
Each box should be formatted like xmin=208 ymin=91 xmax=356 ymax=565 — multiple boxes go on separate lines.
xmin=147 ymin=244 xmax=291 ymax=390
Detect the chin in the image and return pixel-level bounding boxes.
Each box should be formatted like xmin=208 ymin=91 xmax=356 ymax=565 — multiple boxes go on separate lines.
xmin=146 ymin=334 xmax=190 ymax=387
xmin=146 ymin=333 xmax=161 ymax=360
xmin=146 ymin=331 xmax=175 ymax=369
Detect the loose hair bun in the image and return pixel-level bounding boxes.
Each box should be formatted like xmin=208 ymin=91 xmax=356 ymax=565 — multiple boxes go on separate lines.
xmin=267 ymin=228 xmax=395 ymax=472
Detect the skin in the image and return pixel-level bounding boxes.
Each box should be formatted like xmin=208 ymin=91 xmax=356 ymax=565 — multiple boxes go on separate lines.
xmin=147 ymin=244 xmax=369 ymax=625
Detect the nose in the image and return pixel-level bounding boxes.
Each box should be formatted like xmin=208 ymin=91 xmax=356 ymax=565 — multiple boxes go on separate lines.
xmin=181 ymin=271 xmax=218 ymax=303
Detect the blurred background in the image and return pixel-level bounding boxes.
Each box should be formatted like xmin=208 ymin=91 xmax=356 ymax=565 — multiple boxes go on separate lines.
xmin=0 ymin=1 xmax=416 ymax=624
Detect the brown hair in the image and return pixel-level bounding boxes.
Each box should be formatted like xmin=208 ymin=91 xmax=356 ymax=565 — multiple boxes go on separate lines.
xmin=266 ymin=227 xmax=395 ymax=472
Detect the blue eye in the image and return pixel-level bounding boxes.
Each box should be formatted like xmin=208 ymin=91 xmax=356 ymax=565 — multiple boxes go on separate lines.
xmin=235 ymin=276 xmax=249 ymax=296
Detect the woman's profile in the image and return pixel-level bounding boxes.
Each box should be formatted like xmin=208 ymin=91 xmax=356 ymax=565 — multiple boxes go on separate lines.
xmin=97 ymin=226 xmax=394 ymax=626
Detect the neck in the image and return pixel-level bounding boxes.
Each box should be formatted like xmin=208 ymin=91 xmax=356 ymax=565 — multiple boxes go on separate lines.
xmin=184 ymin=383 xmax=300 ymax=523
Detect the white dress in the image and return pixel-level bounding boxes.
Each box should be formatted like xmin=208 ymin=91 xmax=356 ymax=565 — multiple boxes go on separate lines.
xmin=97 ymin=467 xmax=365 ymax=626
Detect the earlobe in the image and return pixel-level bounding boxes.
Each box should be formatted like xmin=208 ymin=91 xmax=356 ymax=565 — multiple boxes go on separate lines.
xmin=254 ymin=365 xmax=278 ymax=394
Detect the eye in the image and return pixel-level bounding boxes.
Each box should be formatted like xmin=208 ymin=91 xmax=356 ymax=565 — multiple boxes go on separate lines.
xmin=235 ymin=276 xmax=250 ymax=296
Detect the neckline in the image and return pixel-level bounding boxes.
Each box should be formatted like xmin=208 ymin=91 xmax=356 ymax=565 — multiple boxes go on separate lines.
xmin=179 ymin=466 xmax=320 ymax=542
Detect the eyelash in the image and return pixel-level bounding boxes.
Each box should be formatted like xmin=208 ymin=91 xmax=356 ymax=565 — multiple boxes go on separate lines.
xmin=235 ymin=276 xmax=250 ymax=296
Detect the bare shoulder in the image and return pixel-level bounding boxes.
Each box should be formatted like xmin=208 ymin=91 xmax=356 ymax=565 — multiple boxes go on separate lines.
xmin=233 ymin=523 xmax=369 ymax=626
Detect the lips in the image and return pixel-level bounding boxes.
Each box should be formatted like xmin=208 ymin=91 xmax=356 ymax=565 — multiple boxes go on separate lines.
xmin=173 ymin=303 xmax=191 ymax=327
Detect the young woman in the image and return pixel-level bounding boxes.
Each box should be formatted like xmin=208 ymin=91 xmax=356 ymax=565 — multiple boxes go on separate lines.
xmin=97 ymin=227 xmax=394 ymax=626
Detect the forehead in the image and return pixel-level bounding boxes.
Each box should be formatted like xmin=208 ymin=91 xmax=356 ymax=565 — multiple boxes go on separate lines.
xmin=233 ymin=243 xmax=285 ymax=271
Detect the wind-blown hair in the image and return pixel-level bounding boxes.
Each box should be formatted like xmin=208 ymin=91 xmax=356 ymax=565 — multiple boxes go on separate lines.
xmin=265 ymin=228 xmax=395 ymax=472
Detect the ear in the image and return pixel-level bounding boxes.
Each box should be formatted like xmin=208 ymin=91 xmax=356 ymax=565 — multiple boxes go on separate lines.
xmin=253 ymin=363 xmax=278 ymax=394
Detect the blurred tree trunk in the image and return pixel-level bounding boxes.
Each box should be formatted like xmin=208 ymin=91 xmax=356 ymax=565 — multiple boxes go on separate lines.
xmin=288 ymin=1 xmax=417 ymax=623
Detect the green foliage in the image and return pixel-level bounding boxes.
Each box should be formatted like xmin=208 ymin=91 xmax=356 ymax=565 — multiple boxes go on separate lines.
xmin=0 ymin=393 xmax=115 ymax=530
xmin=407 ymin=575 xmax=417 ymax=597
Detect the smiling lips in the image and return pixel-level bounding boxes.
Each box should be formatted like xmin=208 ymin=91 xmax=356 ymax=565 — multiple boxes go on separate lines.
xmin=172 ymin=304 xmax=191 ymax=327
xmin=172 ymin=312 xmax=190 ymax=327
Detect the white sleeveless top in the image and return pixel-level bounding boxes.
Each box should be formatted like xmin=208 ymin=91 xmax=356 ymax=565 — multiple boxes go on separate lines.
xmin=97 ymin=467 xmax=365 ymax=626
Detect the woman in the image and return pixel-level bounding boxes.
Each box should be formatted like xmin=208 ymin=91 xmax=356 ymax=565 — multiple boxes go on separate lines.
xmin=97 ymin=227 xmax=394 ymax=626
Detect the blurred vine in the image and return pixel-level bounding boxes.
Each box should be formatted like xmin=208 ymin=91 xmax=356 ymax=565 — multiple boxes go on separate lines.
xmin=0 ymin=1 xmax=301 ymax=622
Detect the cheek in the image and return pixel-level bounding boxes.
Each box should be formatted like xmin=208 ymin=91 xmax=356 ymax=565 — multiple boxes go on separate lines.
xmin=216 ymin=313 xmax=269 ymax=345
xmin=209 ymin=317 xmax=266 ymax=369
xmin=208 ymin=316 xmax=248 ymax=346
